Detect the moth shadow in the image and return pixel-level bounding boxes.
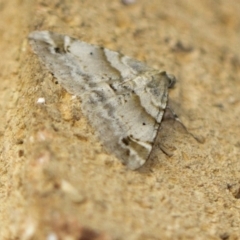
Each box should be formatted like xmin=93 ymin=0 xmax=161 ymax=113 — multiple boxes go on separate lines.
xmin=137 ymin=116 xmax=204 ymax=174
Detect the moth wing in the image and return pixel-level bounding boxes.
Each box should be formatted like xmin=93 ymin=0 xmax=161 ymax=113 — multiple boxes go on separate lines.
xmin=29 ymin=31 xmax=171 ymax=170
xmin=28 ymin=31 xmax=152 ymax=91
xmin=81 ymin=71 xmax=171 ymax=170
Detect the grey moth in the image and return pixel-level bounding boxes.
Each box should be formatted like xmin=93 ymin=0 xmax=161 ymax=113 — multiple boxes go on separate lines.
xmin=28 ymin=31 xmax=176 ymax=170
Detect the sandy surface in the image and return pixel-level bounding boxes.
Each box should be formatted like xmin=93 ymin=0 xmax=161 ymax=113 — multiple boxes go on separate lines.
xmin=1 ymin=0 xmax=240 ymax=239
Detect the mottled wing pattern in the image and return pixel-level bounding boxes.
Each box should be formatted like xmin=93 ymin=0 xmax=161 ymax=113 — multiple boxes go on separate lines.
xmin=28 ymin=31 xmax=175 ymax=169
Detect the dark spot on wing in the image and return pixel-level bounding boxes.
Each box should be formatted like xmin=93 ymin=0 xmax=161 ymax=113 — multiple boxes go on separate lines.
xmin=122 ymin=137 xmax=129 ymax=146
xmin=54 ymin=47 xmax=61 ymax=53
xmin=109 ymin=84 xmax=117 ymax=92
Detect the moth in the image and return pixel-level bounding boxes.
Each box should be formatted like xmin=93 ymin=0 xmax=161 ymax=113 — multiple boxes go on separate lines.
xmin=28 ymin=31 xmax=176 ymax=170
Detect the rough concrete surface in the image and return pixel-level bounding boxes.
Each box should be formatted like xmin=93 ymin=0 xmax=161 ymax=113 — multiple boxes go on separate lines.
xmin=1 ymin=0 xmax=240 ymax=239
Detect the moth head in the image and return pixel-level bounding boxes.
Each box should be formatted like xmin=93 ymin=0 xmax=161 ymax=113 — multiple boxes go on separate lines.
xmin=162 ymin=72 xmax=176 ymax=88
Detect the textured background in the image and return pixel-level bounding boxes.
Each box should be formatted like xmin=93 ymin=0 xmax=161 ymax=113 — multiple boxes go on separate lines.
xmin=1 ymin=0 xmax=240 ymax=239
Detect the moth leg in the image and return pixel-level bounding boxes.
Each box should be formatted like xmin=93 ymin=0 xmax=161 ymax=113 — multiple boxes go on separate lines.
xmin=158 ymin=142 xmax=174 ymax=157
